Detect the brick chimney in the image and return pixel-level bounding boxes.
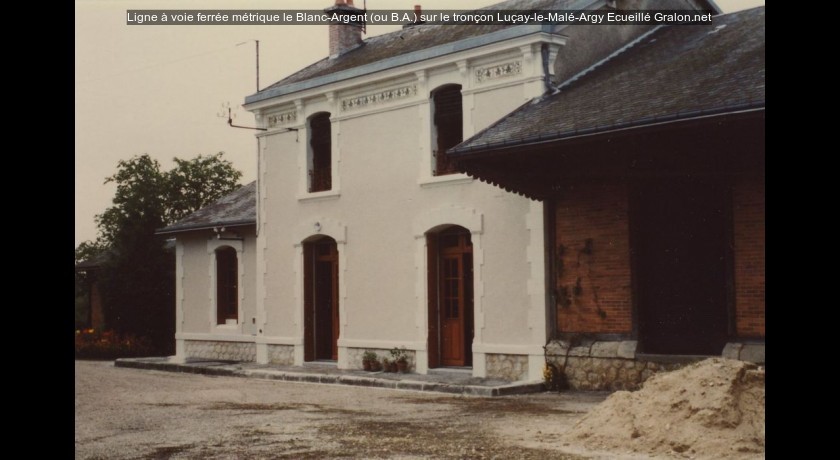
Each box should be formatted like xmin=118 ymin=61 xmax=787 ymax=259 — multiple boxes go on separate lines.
xmin=403 ymin=5 xmax=425 ymax=29
xmin=325 ymin=0 xmax=365 ymax=58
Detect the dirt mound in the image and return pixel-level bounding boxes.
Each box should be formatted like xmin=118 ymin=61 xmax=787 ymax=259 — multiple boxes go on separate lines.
xmin=563 ymin=358 xmax=764 ymax=459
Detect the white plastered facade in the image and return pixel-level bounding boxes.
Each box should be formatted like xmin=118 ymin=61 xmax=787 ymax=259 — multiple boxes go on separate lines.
xmin=173 ymin=30 xmax=566 ymax=381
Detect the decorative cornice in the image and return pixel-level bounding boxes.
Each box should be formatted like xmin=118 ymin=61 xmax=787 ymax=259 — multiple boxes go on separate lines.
xmin=475 ymin=61 xmax=522 ymax=83
xmin=267 ymin=110 xmax=297 ymax=127
xmin=341 ymin=85 xmax=418 ymax=112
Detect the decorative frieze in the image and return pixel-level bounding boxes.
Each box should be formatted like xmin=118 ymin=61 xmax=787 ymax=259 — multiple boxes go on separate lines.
xmin=475 ymin=61 xmax=522 ymax=83
xmin=267 ymin=110 xmax=297 ymax=127
xmin=341 ymin=85 xmax=418 ymax=112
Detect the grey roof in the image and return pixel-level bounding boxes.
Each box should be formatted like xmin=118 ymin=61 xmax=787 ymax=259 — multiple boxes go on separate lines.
xmin=246 ymin=0 xmax=594 ymax=104
xmin=451 ymin=6 xmax=764 ymax=154
xmin=156 ymin=182 xmax=256 ymax=235
xmin=75 ymin=252 xmax=111 ymax=271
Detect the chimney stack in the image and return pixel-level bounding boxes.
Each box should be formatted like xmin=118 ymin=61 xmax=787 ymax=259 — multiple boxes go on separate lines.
xmin=325 ymin=0 xmax=365 ymax=58
xmin=403 ymin=4 xmax=425 ymax=29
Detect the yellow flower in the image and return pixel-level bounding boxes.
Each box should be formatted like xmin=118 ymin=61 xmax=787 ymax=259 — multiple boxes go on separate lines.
xmin=542 ymin=363 xmax=553 ymax=382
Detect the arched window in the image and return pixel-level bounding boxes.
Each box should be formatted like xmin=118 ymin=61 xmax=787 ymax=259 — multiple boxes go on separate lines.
xmin=308 ymin=112 xmax=332 ymax=192
xmin=431 ymin=85 xmax=463 ymax=176
xmin=216 ymin=246 xmax=238 ymax=325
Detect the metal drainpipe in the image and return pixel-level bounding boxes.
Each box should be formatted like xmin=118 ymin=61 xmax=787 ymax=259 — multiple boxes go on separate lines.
xmin=541 ymin=43 xmax=554 ymax=93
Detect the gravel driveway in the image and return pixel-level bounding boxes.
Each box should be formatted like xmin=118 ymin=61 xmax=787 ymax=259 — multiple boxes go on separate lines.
xmin=75 ymin=360 xmax=607 ymax=459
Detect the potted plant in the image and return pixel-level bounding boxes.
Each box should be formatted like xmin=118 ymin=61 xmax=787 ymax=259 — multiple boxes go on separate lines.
xmin=390 ymin=346 xmax=410 ymax=373
xmin=381 ymin=357 xmax=392 ymax=373
xmin=362 ymin=350 xmax=377 ymax=371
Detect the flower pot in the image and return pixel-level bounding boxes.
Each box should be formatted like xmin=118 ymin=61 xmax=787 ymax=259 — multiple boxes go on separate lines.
xmin=370 ymin=360 xmax=382 ymax=372
xmin=363 ymin=360 xmax=372 ymax=371
xmin=396 ymin=360 xmax=409 ymax=373
xmin=389 ymin=362 xmax=398 ymax=373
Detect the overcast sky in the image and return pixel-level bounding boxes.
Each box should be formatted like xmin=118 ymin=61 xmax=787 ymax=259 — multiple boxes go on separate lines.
xmin=75 ymin=0 xmax=764 ymax=246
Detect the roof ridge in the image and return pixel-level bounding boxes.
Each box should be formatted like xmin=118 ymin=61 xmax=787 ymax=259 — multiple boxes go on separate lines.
xmin=553 ymin=24 xmax=663 ymax=94
xmin=551 ymin=6 xmax=765 ymax=95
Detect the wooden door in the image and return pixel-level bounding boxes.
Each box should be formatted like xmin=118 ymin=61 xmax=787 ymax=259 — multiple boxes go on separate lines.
xmin=430 ymin=227 xmax=473 ymax=367
xmin=440 ymin=254 xmax=465 ymax=365
xmin=304 ymin=238 xmax=339 ymax=361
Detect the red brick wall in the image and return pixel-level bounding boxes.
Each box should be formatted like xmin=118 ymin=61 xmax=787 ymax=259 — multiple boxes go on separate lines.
xmin=328 ymin=23 xmax=363 ymax=57
xmin=554 ymin=181 xmax=633 ymax=334
xmin=733 ymin=176 xmax=765 ymax=338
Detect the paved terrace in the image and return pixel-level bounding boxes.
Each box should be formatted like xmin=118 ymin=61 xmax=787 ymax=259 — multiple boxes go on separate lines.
xmin=116 ymin=357 xmax=546 ymax=397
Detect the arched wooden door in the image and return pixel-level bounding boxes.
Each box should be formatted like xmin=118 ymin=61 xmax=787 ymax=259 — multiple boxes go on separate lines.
xmin=304 ymin=237 xmax=339 ymax=361
xmin=428 ymin=226 xmax=473 ymax=368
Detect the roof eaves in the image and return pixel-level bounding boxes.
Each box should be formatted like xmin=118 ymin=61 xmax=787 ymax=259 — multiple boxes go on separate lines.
xmin=155 ymin=220 xmax=256 ymax=236
xmin=244 ymin=23 xmax=557 ymax=106
xmin=452 ymin=102 xmax=765 ymax=156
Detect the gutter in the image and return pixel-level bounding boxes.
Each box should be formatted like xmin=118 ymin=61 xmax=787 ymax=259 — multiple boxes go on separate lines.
xmin=540 ymin=43 xmax=557 ymax=93
xmin=155 ymin=220 xmax=256 ymax=236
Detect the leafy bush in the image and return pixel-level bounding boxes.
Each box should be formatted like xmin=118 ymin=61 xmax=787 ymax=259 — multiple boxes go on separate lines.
xmin=389 ymin=346 xmax=409 ymax=363
xmin=362 ymin=350 xmax=378 ymax=362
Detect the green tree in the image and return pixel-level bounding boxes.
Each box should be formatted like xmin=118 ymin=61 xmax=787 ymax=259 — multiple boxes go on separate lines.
xmin=75 ymin=240 xmax=108 ymax=265
xmin=75 ymin=152 xmax=242 ymax=354
xmin=165 ymin=153 xmax=243 ymax=223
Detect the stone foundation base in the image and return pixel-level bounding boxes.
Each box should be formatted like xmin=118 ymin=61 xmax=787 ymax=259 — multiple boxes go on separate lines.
xmin=545 ymin=339 xmax=766 ymax=391
xmin=184 ymin=340 xmax=256 ymax=362
xmin=267 ymin=344 xmax=294 ymax=365
xmin=485 ymin=353 xmax=529 ymax=381
xmin=347 ymin=347 xmax=416 ymax=372
xmin=722 ymin=342 xmax=765 ymax=364
xmin=546 ymin=340 xmax=682 ymax=391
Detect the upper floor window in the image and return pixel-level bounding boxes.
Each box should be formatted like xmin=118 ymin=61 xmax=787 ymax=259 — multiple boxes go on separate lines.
xmin=308 ymin=112 xmax=332 ymax=192
xmin=431 ymin=85 xmax=463 ymax=176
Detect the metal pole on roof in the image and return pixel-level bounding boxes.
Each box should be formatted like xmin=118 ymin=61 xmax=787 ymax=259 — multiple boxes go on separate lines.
xmin=237 ymin=39 xmax=260 ymax=92
xmin=256 ymin=40 xmax=260 ymax=91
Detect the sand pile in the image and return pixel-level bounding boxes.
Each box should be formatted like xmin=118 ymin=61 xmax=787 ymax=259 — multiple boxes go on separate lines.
xmin=564 ymin=358 xmax=764 ymax=459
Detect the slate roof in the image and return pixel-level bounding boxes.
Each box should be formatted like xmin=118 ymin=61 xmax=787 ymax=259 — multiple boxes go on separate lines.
xmin=156 ymin=181 xmax=256 ymax=234
xmin=263 ymin=0 xmax=576 ymax=89
xmin=245 ymin=0 xmax=616 ymax=104
xmin=451 ymin=6 xmax=764 ymax=154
